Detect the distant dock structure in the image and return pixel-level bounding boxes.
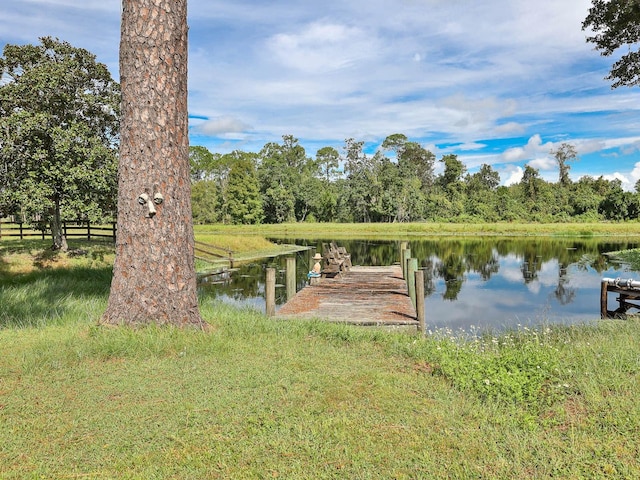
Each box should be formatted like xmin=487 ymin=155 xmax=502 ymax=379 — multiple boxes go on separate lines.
xmin=601 ymin=277 xmax=640 ymax=318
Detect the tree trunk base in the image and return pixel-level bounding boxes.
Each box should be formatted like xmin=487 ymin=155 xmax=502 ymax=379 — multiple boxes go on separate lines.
xmin=100 ymin=307 xmax=209 ymax=330
xmin=51 ymin=235 xmax=68 ymax=252
xmin=98 ymin=298 xmax=209 ymax=331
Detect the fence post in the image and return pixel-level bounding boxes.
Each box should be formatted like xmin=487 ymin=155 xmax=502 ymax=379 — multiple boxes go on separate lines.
xmin=87 ymin=220 xmax=91 ymax=241
xmin=407 ymin=257 xmax=418 ymax=309
xmin=19 ymin=222 xmax=23 ymax=240
xmin=112 ymin=222 xmax=117 ymax=243
xmin=415 ymin=269 xmax=425 ymax=333
xmin=286 ymin=256 xmax=296 ymax=301
xmin=266 ymin=267 xmax=276 ymax=317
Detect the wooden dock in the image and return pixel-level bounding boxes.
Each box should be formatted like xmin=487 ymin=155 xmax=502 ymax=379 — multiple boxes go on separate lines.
xmin=277 ymin=265 xmax=418 ymax=327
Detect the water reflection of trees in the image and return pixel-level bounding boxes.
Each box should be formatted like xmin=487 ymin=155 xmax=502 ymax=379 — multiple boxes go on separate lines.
xmin=411 ymin=238 xmax=499 ymax=301
xmin=317 ymin=237 xmax=639 ymax=302
xmin=200 ymin=237 xmax=640 ymax=306
xmin=554 ymin=262 xmax=576 ymax=305
xmin=199 ymin=254 xmax=306 ymax=306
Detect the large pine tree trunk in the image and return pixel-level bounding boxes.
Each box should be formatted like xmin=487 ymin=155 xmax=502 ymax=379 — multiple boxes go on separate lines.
xmin=102 ymin=0 xmax=205 ymax=327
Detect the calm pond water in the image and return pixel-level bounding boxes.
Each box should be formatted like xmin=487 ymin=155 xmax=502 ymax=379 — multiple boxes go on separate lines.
xmin=198 ymin=237 xmax=640 ymax=332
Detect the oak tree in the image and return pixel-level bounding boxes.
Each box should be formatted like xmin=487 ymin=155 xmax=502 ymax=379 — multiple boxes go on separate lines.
xmin=583 ymin=0 xmax=640 ymax=87
xmin=0 ymin=37 xmax=119 ymax=249
xmin=258 ymin=135 xmax=308 ymax=223
xmin=102 ymin=0 xmax=205 ymax=327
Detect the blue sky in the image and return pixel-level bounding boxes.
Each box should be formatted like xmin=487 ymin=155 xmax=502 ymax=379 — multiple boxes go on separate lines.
xmin=2 ymin=0 xmax=640 ymax=188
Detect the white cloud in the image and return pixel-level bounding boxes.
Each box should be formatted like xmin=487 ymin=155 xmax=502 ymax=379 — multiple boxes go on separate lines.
xmin=503 ymin=134 xmax=553 ymax=162
xmin=529 ymin=157 xmax=556 ymax=171
xmin=23 ymin=0 xmax=116 ymax=10
xmin=630 ymin=162 xmax=640 ymax=185
xmin=196 ymin=116 xmax=251 ymax=136
xmin=603 ymin=172 xmax=632 ymax=190
xmin=503 ymin=166 xmax=524 ymax=186
xmin=495 ymin=122 xmax=526 ymax=135
xmin=456 ymin=142 xmax=487 ymax=151
xmin=266 ymin=22 xmax=378 ymax=74
xmin=621 ymin=140 xmax=640 ymax=155
xmin=1 ymin=1 xmax=120 ymax=73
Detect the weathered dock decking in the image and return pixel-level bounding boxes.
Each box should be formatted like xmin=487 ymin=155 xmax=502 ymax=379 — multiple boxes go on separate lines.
xmin=277 ymin=265 xmax=418 ymax=326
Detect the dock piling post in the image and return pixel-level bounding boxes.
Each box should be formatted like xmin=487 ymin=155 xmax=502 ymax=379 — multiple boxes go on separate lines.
xmin=286 ymin=257 xmax=296 ymax=301
xmin=407 ymin=258 xmax=418 ymax=309
xmin=400 ymin=241 xmax=408 ymax=273
xmin=600 ymin=279 xmax=609 ymax=319
xmin=402 ymin=248 xmax=411 ymax=280
xmin=266 ymin=267 xmax=276 ymax=317
xmin=415 ymin=269 xmax=425 ymax=333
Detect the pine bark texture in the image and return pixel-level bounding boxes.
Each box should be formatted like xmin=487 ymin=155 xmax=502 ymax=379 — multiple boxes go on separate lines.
xmin=102 ymin=0 xmax=204 ymax=327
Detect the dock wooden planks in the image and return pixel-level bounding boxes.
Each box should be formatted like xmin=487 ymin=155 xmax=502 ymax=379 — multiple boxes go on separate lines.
xmin=277 ymin=265 xmax=418 ymax=327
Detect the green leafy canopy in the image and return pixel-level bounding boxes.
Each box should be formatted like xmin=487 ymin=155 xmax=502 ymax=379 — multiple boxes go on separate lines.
xmin=0 ymin=37 xmax=120 ymax=246
xmin=583 ymin=0 xmax=640 ymax=88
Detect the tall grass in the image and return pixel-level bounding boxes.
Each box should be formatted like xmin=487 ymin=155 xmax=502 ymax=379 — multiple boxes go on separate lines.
xmin=605 ymin=248 xmax=640 ymax=270
xmin=2 ymin=300 xmax=640 ymax=478
xmin=0 ymin=243 xmax=113 ymax=328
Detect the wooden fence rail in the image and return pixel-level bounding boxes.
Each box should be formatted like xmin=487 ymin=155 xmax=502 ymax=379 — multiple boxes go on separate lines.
xmin=194 ymin=240 xmax=234 ymax=267
xmin=0 ymin=221 xmax=116 ymax=242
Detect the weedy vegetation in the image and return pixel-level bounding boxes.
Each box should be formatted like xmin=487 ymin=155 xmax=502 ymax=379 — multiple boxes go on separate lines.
xmin=605 ymin=248 xmax=640 ymax=271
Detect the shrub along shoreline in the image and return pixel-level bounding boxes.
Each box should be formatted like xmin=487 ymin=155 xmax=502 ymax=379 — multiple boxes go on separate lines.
xmin=1 ymin=226 xmax=640 ymax=478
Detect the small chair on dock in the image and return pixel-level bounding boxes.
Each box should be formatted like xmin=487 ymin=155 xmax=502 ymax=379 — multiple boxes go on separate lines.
xmin=333 ymin=243 xmax=352 ymax=269
xmin=321 ymin=242 xmax=351 ymax=278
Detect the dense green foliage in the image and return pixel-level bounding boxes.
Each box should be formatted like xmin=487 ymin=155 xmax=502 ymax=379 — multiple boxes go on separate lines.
xmin=191 ymin=135 xmax=640 ymax=225
xmin=583 ymin=0 xmax=640 ymax=88
xmin=0 ymin=38 xmax=120 ymax=248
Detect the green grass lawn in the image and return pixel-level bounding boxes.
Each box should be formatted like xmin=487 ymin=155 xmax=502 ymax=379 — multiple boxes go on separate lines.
xmin=1 ymin=234 xmax=640 ymax=478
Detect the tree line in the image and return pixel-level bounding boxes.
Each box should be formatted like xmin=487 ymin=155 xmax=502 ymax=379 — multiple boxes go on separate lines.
xmin=189 ymin=134 xmax=640 ymax=225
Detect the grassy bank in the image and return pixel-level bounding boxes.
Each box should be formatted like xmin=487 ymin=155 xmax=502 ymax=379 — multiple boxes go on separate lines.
xmin=195 ymin=221 xmax=640 ymax=239
xmin=1 ymin=303 xmax=639 ymax=478
xmin=1 ymin=234 xmax=640 ymax=478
